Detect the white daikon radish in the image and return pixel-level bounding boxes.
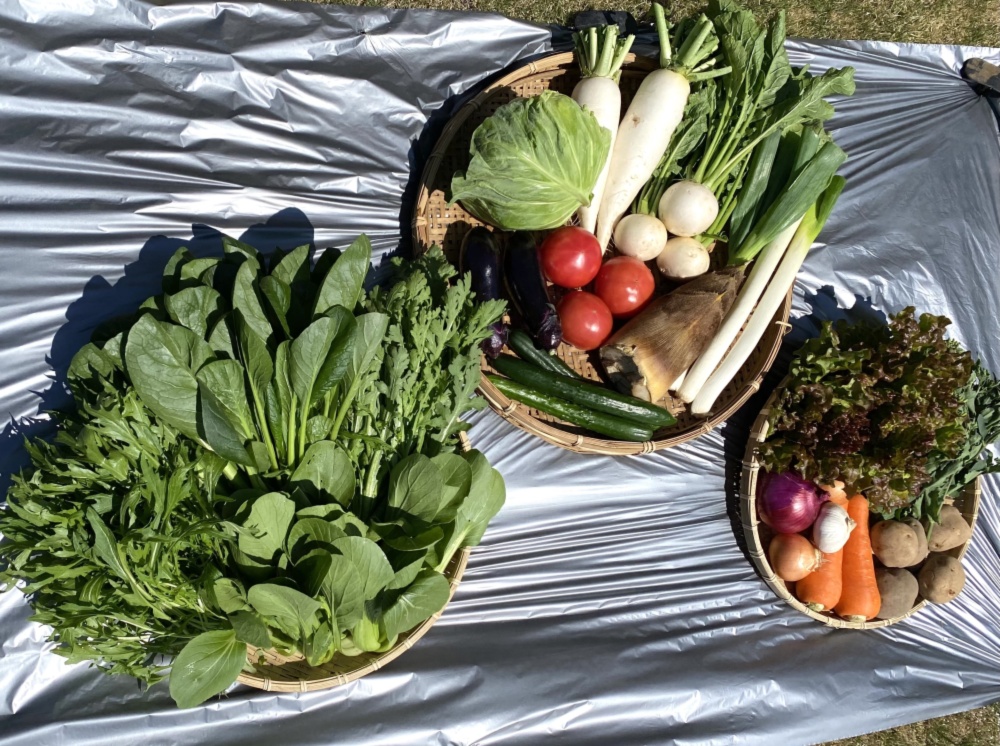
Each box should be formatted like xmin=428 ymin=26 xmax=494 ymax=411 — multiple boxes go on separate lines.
xmin=676 ymin=218 xmax=803 ymax=404
xmin=613 ymin=213 xmax=667 ymax=261
xmin=655 ymin=236 xmax=710 ymax=280
xmin=658 ymin=180 xmax=720 ymax=237
xmin=573 ymin=26 xmax=634 ymax=234
xmin=690 ymin=177 xmax=845 ymax=415
xmin=594 ymin=5 xmax=730 ymax=251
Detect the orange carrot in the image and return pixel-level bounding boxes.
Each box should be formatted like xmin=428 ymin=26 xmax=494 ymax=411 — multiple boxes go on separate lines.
xmin=834 ymin=495 xmax=880 ymax=622
xmin=796 ymin=546 xmax=844 ymax=612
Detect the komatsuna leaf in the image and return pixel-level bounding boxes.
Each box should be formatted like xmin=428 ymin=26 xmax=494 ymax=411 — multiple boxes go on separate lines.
xmin=196 ymin=359 xmax=257 ymax=467
xmin=290 ymin=440 xmax=354 ymax=507
xmin=314 ymin=235 xmax=372 ymax=316
xmin=449 ymin=90 xmax=611 ymax=230
xmin=207 ymin=314 xmax=236 ymax=359
xmin=382 ymin=570 xmax=450 ymax=641
xmin=260 ymin=275 xmax=292 ymax=338
xmin=232 ymin=260 xmax=273 ymax=343
xmin=333 ymin=536 xmax=393 ymax=602
xmin=247 ymin=583 xmax=322 ymax=639
xmin=165 ymin=285 xmax=224 ymax=339
xmin=271 ymin=244 xmax=311 ymax=288
xmin=388 ymin=454 xmax=445 ymax=524
xmin=229 ymin=610 xmax=272 ymax=649
xmin=124 ymin=315 xmax=215 ymax=442
xmin=289 ymin=310 xmax=356 ymax=407
xmin=238 ymin=493 xmax=296 ymax=562
xmin=169 ymin=629 xmax=247 ymax=708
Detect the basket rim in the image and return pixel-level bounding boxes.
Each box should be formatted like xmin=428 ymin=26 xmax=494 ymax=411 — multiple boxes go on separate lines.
xmin=412 ymin=50 xmax=792 ymax=456
xmin=740 ymin=374 xmax=982 ymax=629
xmin=236 ymin=433 xmax=474 ymax=692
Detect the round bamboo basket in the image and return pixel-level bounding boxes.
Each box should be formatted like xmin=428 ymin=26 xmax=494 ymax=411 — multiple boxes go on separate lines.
xmin=740 ymin=379 xmax=982 ymax=629
xmin=237 ymin=433 xmax=473 ymax=692
xmin=412 ymin=51 xmax=792 ymax=455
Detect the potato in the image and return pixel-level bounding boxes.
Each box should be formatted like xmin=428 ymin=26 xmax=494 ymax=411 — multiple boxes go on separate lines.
xmin=902 ymin=517 xmax=929 ymax=567
xmin=870 ymin=520 xmax=920 ymax=568
xmin=926 ymin=505 xmax=972 ymax=553
xmin=918 ymin=554 xmax=966 ymax=604
xmin=875 ymin=568 xmax=920 ymax=619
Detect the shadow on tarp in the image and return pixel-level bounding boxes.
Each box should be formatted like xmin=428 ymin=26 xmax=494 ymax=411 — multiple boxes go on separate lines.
xmin=721 ymin=286 xmax=888 ymax=571
xmin=0 ymin=207 xmax=318 ymax=497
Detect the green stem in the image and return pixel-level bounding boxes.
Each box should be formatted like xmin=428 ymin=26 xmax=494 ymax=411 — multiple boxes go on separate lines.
xmin=286 ymin=394 xmax=298 ymax=466
xmin=595 ymin=26 xmax=616 ymax=77
xmin=250 ymin=391 xmax=279 ymax=471
xmin=653 ymin=2 xmax=671 ymax=68
xmin=676 ymin=15 xmax=714 ymax=69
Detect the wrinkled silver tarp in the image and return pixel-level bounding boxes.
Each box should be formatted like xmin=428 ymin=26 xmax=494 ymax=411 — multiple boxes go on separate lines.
xmin=1 ymin=2 xmax=999 ymax=744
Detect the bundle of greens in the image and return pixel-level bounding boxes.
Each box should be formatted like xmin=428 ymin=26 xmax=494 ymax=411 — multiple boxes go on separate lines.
xmin=634 ymin=0 xmax=855 ymax=249
xmin=0 ymin=234 xmax=506 ymax=708
xmin=759 ymin=308 xmax=1000 ymax=521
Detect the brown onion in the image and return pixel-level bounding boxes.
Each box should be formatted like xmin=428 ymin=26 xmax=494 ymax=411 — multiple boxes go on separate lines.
xmin=769 ymin=533 xmax=824 ymax=582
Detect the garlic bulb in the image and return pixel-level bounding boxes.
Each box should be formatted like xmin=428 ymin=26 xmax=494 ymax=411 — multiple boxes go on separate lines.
xmin=812 ymin=502 xmax=857 ymax=554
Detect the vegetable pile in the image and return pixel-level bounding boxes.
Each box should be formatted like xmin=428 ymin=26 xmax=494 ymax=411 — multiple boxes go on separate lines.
xmin=447 ymin=0 xmax=855 ymax=441
xmin=0 ymin=233 xmax=507 ymax=708
xmin=756 ymin=307 xmax=1000 ymax=623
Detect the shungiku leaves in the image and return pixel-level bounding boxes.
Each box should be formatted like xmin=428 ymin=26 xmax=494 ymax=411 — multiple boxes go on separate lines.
xmin=450 ymin=90 xmax=612 ymax=230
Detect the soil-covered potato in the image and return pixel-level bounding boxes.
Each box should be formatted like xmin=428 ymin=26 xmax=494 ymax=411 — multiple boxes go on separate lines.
xmin=871 ymin=520 xmax=920 ymax=568
xmin=927 ymin=505 xmax=972 ymax=553
xmin=918 ymin=553 xmax=966 ymax=604
xmin=876 ymin=567 xmax=920 ymax=619
xmin=902 ymin=517 xmax=929 ymax=567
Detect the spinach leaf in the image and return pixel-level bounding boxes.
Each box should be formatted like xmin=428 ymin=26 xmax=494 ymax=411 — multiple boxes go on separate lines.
xmin=169 ymin=629 xmax=247 ymax=709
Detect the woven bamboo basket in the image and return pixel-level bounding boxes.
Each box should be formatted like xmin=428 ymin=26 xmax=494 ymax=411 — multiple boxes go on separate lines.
xmin=237 ymin=434 xmax=473 ymax=692
xmin=413 ymin=51 xmax=792 ymax=455
xmin=740 ymin=379 xmax=982 ymax=629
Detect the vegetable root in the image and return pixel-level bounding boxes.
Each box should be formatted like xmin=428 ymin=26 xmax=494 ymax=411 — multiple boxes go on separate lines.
xmin=834 ymin=495 xmax=880 ymax=622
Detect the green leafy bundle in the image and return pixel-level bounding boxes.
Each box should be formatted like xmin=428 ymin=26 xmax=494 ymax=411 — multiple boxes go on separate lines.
xmin=450 ymin=90 xmax=612 ymax=230
xmin=760 ymin=308 xmax=1000 ymax=519
xmin=0 ymin=234 xmax=506 ymax=708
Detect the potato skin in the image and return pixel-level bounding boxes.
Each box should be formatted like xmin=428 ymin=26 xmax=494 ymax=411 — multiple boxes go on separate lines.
xmin=918 ymin=554 xmax=966 ymax=604
xmin=875 ymin=568 xmax=919 ymax=619
xmin=902 ymin=518 xmax=929 ymax=567
xmin=871 ymin=520 xmax=920 ymax=568
xmin=926 ymin=505 xmax=972 ymax=553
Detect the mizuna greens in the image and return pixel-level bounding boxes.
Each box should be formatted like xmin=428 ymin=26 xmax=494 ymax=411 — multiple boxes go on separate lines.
xmin=0 ymin=234 xmax=507 ymax=708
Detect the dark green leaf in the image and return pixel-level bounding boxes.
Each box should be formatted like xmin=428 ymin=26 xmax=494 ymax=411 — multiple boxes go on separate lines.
xmin=260 ymin=275 xmax=292 ymax=337
xmin=389 ymin=454 xmax=445 ymax=524
xmin=313 ymin=235 xmax=371 ymax=316
xmin=230 ymin=610 xmax=272 ymax=649
xmin=247 ymin=583 xmax=322 ymax=639
xmin=382 ymin=570 xmax=450 ymax=641
xmin=232 ymin=261 xmax=273 ymax=343
xmin=290 ymin=441 xmax=354 ymax=507
xmin=165 ymin=286 xmax=224 ymax=339
xmin=238 ymin=493 xmax=295 ymax=562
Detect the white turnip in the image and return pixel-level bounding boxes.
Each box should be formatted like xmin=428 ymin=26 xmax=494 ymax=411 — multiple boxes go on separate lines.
xmin=655 ymin=237 xmax=710 ymax=281
xmin=657 ymin=180 xmax=719 ymax=237
xmin=613 ymin=213 xmax=667 ymax=261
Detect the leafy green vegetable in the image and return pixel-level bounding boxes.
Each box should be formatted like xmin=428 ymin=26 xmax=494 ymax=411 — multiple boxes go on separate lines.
xmin=760 ymin=308 xmax=1000 ymax=518
xmin=0 ymin=230 xmax=507 ymax=710
xmin=450 ymin=90 xmax=611 ymax=230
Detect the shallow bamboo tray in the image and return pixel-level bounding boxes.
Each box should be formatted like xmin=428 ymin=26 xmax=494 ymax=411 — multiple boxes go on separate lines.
xmin=741 ymin=379 xmax=981 ymax=629
xmin=237 ymin=434 xmax=472 ymax=692
xmin=413 ymin=51 xmax=792 ymax=455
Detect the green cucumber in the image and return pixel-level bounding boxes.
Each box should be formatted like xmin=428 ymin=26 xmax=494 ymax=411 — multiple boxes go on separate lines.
xmin=487 ymin=375 xmax=654 ymax=442
xmin=507 ymin=329 xmax=582 ymax=380
xmin=492 ymin=355 xmax=676 ymax=429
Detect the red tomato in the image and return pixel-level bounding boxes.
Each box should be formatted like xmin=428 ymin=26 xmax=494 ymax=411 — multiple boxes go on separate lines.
xmin=593 ymin=257 xmax=655 ymax=318
xmin=556 ymin=291 xmax=613 ymax=350
xmin=538 ymin=227 xmax=602 ymax=288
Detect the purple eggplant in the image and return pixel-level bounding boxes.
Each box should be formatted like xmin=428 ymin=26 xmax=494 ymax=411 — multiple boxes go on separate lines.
xmin=460 ymin=227 xmax=508 ymax=358
xmin=504 ymin=231 xmax=562 ymax=351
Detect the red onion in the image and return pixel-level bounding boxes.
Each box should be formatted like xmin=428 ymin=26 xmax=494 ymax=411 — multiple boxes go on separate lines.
xmin=757 ymin=472 xmax=827 ymax=533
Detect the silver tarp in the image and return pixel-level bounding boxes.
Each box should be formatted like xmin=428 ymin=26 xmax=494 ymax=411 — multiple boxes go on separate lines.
xmin=1 ymin=2 xmax=999 ymax=744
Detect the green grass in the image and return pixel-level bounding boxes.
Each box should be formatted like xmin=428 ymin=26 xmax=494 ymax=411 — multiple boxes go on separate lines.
xmin=346 ymin=0 xmax=1000 ymax=47
xmin=304 ymin=0 xmax=998 ymax=742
